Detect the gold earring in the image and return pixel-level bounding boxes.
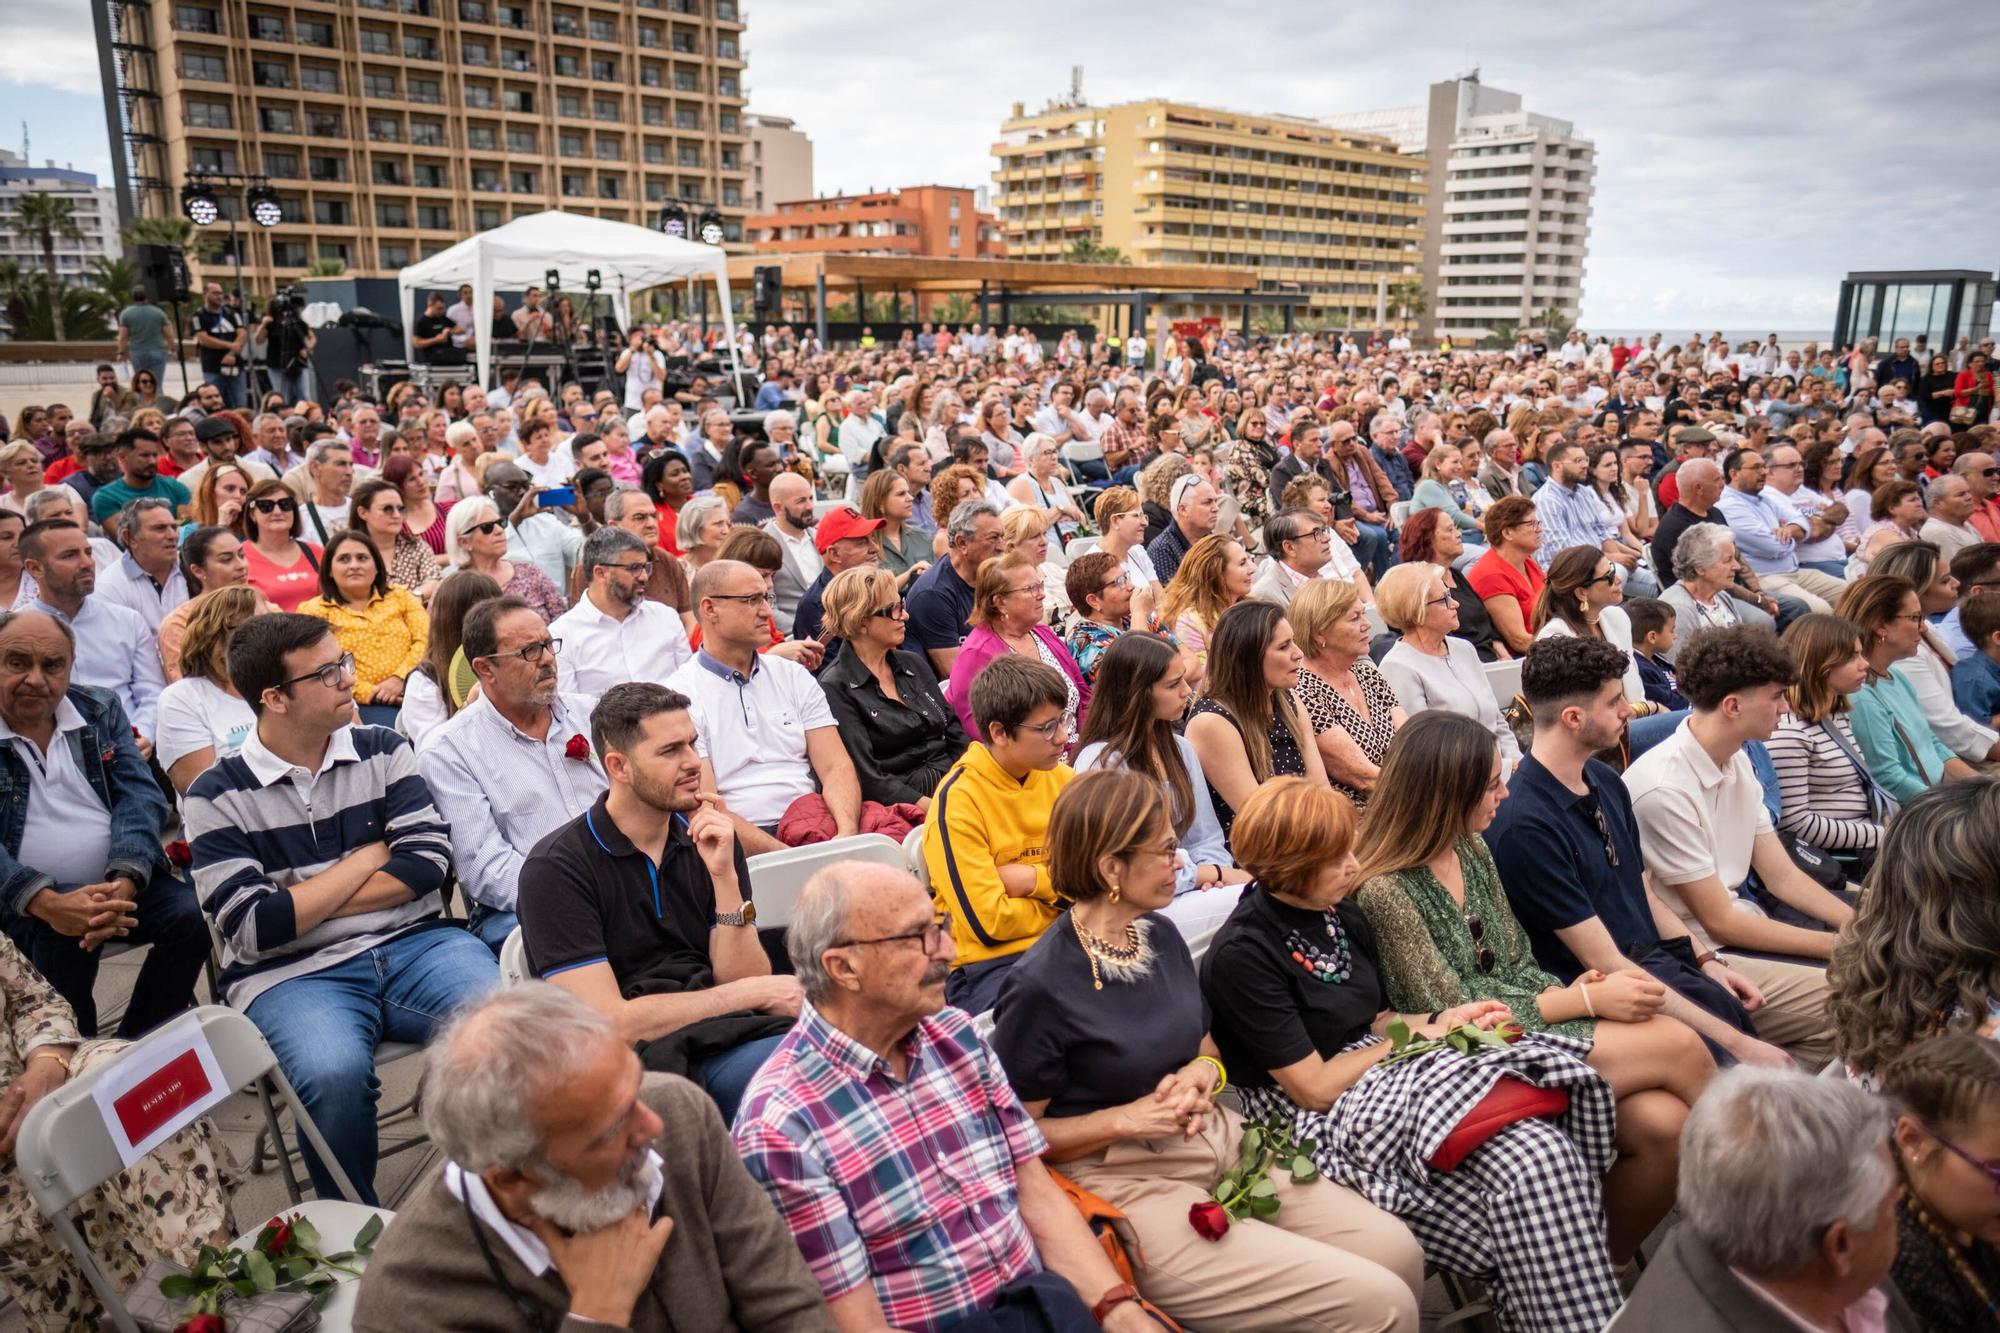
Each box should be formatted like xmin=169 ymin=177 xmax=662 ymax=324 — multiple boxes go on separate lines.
xmin=1108 ymin=882 xmax=1121 ymax=904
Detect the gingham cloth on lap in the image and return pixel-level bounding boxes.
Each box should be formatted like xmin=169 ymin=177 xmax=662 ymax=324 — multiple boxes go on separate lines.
xmin=1242 ymin=1031 xmax=1623 ymax=1333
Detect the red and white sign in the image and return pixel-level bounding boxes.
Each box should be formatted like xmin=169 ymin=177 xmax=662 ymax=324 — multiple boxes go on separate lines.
xmin=91 ymin=1013 xmax=231 ymax=1167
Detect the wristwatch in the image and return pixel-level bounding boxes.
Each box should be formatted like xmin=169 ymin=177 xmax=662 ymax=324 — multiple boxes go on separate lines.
xmin=713 ymin=903 xmax=757 ymax=929
xmin=1091 ymin=1284 xmax=1138 ymax=1323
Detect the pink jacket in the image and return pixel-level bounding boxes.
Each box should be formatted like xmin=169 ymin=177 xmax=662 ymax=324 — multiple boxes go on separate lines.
xmin=943 ymin=624 xmax=1091 ymax=740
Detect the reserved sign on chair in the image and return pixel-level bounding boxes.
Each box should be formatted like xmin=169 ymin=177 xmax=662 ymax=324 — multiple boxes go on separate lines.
xmin=89 ymin=1012 xmax=232 ymax=1167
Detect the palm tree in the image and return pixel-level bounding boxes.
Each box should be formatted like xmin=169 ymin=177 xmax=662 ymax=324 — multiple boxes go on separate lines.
xmin=1480 ymin=318 xmax=1521 ymax=351
xmin=120 ymin=215 xmax=222 ymax=266
xmin=1064 ymin=238 xmax=1130 ymax=265
xmin=83 ymin=256 xmax=139 ymax=307
xmin=1535 ymin=305 xmax=1576 ymax=340
xmin=1388 ymin=279 xmax=1428 ymax=338
xmin=307 ymin=258 xmax=347 ymax=277
xmin=8 ymin=192 xmax=83 ymax=341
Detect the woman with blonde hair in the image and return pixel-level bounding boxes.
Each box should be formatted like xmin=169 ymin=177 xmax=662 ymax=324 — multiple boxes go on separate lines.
xmin=943 ymin=553 xmax=1089 ymax=741
xmin=153 ymin=585 xmax=264 ymax=793
xmin=1378 ymin=561 xmax=1521 ymax=766
xmin=815 ymin=566 xmax=966 ymax=810
xmin=1292 ymin=576 xmax=1405 ymax=807
xmin=1001 ymin=505 xmax=1068 ymax=619
xmin=990 ymin=768 xmax=1426 ymax=1333
xmin=1769 ymin=613 xmax=1894 ymax=866
xmin=1157 ymin=533 xmax=1255 ymax=679
xmin=1204 ymin=777 xmax=1626 ymax=1330
xmin=1353 ymin=711 xmax=1713 ymax=1264
xmin=858 ymin=467 xmax=933 ymax=585
xmin=1091 ymin=486 xmax=1160 ymax=618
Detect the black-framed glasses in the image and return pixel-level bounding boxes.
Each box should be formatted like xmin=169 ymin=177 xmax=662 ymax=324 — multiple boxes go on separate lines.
xmin=252 ymin=497 xmax=297 ymax=515
xmin=598 ymin=560 xmax=655 ymax=575
xmin=482 ymin=637 xmax=562 ymax=664
xmin=840 ymin=912 xmax=952 ymax=953
xmin=1466 ymin=913 xmax=1496 ymax=974
xmin=1426 ymin=591 xmax=1457 ymax=609
xmin=1588 ymin=802 xmax=1621 ymax=867
xmin=274 ymin=651 xmax=355 ymax=692
xmin=1922 ymin=1122 xmax=2000 ymax=1192
xmin=870 ymin=603 xmax=908 ymax=620
xmin=464 ymin=518 xmax=505 ymax=537
xmin=1585 ymin=570 xmax=1617 ymax=587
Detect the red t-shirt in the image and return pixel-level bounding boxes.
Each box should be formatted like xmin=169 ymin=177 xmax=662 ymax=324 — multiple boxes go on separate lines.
xmin=1465 ymin=547 xmax=1545 ymax=627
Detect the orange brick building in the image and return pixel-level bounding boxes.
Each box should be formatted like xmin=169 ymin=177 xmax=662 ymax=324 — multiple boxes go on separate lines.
xmin=746 ymin=185 xmax=1005 ymax=259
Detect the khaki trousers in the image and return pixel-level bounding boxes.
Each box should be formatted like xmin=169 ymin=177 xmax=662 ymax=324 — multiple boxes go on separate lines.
xmin=1760 ymin=568 xmax=1849 ymax=614
xmin=1719 ymin=951 xmax=1836 ymax=1069
xmin=1062 ymin=1105 xmax=1423 ymax=1333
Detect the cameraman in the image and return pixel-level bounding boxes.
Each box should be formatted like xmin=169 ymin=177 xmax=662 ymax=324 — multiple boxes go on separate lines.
xmin=616 ymin=325 xmax=664 ymax=412
xmin=257 ymin=288 xmax=317 ymax=406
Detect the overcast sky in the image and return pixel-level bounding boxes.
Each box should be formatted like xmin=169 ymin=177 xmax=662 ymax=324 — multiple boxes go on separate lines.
xmin=10 ymin=0 xmax=1997 ymax=332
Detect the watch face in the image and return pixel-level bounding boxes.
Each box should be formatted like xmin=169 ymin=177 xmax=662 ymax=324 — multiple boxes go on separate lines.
xmin=740 ymin=902 xmax=757 ymax=926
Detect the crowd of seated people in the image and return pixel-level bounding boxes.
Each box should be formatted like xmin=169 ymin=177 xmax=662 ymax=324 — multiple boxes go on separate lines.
xmin=6 ymin=326 xmax=2000 ymax=1328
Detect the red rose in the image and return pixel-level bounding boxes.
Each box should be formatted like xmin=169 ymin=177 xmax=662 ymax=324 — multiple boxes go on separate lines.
xmin=176 ymin=1315 xmax=228 ymax=1333
xmin=166 ymin=838 xmax=193 ymax=869
xmin=1188 ymin=1200 xmax=1231 ymax=1241
xmin=564 ymin=734 xmax=590 ymax=761
xmin=260 ymin=1214 xmax=295 ymax=1253
xmin=1498 ymin=1021 xmax=1525 ymax=1045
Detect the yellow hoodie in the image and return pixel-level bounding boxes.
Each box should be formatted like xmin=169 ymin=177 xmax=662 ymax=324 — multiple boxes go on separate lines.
xmin=924 ymin=743 xmax=1075 ymax=970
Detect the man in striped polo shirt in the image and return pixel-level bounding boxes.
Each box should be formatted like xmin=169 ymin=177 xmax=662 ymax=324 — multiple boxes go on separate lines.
xmin=185 ymin=612 xmax=497 ymax=1203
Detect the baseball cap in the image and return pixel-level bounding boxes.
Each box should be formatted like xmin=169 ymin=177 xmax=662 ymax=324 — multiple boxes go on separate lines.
xmin=814 ymin=505 xmax=883 ymax=553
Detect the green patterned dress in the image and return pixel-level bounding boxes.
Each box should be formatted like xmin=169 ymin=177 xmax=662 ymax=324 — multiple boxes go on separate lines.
xmin=1353 ymin=834 xmax=1594 ymax=1040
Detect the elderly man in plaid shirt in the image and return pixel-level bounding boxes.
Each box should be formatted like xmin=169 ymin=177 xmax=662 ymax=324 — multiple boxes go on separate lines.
xmin=733 ymin=862 xmax=1161 ymax=1333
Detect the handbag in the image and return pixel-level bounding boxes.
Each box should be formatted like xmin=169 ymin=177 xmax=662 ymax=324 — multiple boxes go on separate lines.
xmin=1044 ymin=1169 xmax=1183 ymax=1331
xmin=1952 ymin=403 xmax=1979 ymax=426
xmin=1427 ymin=1076 xmax=1572 ymax=1173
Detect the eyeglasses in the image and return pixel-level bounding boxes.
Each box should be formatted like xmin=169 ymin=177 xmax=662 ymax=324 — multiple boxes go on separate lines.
xmin=1013 ymin=715 xmax=1070 ymax=743
xmin=1294 ymin=526 xmax=1330 ymax=543
xmin=1095 ymin=573 xmax=1132 ymax=595
xmin=839 ymin=912 xmax=952 ymax=953
xmin=1426 ymin=591 xmax=1457 ymax=609
xmin=870 ymin=602 xmax=908 ymax=620
xmin=481 ymin=637 xmax=561 ymax=664
xmin=1921 ymin=1122 xmax=2000 ymax=1192
xmin=709 ymin=591 xmax=775 ymax=608
xmin=1585 ymin=570 xmax=1618 ymax=587
xmin=274 ymin=651 xmax=356 ymax=692
xmin=464 ymin=519 xmax=506 ymax=537
xmin=251 ymin=497 xmax=297 ymax=515
xmin=371 ymin=502 xmax=406 ymax=516
xmin=1588 ymin=802 xmax=1621 ymax=868
xmin=1465 ymin=913 xmax=1496 ymax=974
xmin=599 ymin=560 xmax=655 ymax=575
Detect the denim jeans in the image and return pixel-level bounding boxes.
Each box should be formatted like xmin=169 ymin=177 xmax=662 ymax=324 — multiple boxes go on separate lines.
xmin=1802 ymin=560 xmax=1849 ymax=579
xmin=244 ymin=925 xmax=498 ymax=1203
xmin=697 ymin=1033 xmax=786 ymax=1127
xmin=202 ymin=368 xmax=247 ymax=409
xmin=6 ymin=872 xmax=207 ymax=1038
xmin=464 ymin=902 xmax=518 ymax=956
xmin=267 ymin=368 xmax=310 ymax=406
xmin=1623 ymin=566 xmax=1662 ymax=599
xmin=1350 ymin=521 xmax=1392 ymax=579
xmin=1628 ymin=708 xmax=1687 ymax=758
xmin=129 ymin=350 xmax=167 ymax=393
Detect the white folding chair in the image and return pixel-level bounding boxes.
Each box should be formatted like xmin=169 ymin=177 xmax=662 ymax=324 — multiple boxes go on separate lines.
xmin=15 ymin=1006 xmax=384 ymax=1333
xmin=1363 ymin=602 xmax=1388 ymax=638
xmin=499 ymin=926 xmax=530 ymax=986
xmin=1064 ymin=535 xmax=1100 ymax=562
xmin=1389 ymin=499 xmax=1415 ymax=529
xmin=903 ymin=824 xmax=929 ymax=887
xmin=1483 ymin=657 xmax=1523 ymax=710
xmin=745 ymin=833 xmax=910 ymax=931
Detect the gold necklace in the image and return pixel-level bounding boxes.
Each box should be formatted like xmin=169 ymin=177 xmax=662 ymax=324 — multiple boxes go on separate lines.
xmin=1071 ymin=913 xmax=1144 ymax=991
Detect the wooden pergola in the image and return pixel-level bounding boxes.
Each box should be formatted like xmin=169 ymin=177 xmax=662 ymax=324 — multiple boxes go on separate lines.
xmin=717 ymin=254 xmax=1272 ymax=344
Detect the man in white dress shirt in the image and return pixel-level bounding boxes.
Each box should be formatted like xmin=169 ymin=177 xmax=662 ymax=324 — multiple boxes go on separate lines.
xmin=551 ymin=528 xmax=691 ymax=698
xmin=22 ymin=518 xmax=164 ymax=755
xmin=1713 ymin=448 xmax=1847 ymax=613
xmin=95 ymin=498 xmax=189 ymax=633
xmin=419 ymin=595 xmax=608 ymax=952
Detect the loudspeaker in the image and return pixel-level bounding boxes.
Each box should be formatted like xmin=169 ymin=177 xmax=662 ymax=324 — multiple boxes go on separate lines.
xmin=134 ymin=244 xmax=191 ymax=303
xmin=753 ymin=264 xmax=781 ymax=320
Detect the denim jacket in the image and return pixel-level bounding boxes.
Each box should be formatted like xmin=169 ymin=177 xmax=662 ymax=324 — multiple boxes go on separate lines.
xmin=0 ymin=684 xmax=170 ymax=927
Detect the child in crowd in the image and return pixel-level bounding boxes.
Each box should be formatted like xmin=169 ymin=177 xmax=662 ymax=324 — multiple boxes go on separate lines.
xmin=1949 ymin=592 xmax=2000 ymax=729
xmin=1627 ymin=596 xmax=1689 ymax=711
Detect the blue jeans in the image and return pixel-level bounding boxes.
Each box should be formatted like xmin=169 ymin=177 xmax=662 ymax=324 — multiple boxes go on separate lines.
xmin=8 ymin=872 xmax=207 ymax=1039
xmin=1628 ymin=708 xmax=1687 ymax=758
xmin=1623 ymin=566 xmax=1661 ymax=599
xmin=129 ymin=349 xmax=167 ymax=393
xmin=355 ymin=703 xmax=400 ymax=728
xmin=268 ymin=367 xmax=310 ymax=406
xmin=1351 ymin=521 xmax=1391 ymax=579
xmin=202 ymin=367 xmax=247 ymax=409
xmin=244 ymin=925 xmax=499 ymax=1203
xmin=1803 ymin=560 xmax=1848 ymax=579
xmin=697 ymin=1033 xmax=786 ymax=1127
xmin=465 ymin=902 xmax=518 ymax=955
xmin=1744 ymin=740 xmax=1783 ymax=825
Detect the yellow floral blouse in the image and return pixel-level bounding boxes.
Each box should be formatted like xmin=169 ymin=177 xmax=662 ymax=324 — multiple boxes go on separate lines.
xmin=299 ymin=585 xmax=430 ymax=703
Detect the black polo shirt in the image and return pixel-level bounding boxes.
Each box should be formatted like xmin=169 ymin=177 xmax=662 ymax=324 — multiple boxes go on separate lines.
xmin=517 ymin=792 xmax=752 ymax=997
xmin=905 ymin=557 xmax=974 ymax=656
xmin=1484 ymin=753 xmax=1654 ymax=981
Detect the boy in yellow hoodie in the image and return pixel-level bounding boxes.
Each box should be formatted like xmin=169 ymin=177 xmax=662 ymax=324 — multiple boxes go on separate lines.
xmin=924 ymin=655 xmax=1076 ymax=1013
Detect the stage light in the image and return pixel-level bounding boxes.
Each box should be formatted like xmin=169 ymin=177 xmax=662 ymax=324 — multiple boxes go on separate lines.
xmin=697 ymin=208 xmax=724 ymax=246
xmin=545 ymin=268 xmax=561 ymax=291
xmin=180 ymin=180 xmax=220 ymax=226
xmin=245 ymin=183 xmax=283 ymax=228
xmin=657 ymin=202 xmax=687 ymax=239
xmin=585 ymin=268 xmax=602 ymax=291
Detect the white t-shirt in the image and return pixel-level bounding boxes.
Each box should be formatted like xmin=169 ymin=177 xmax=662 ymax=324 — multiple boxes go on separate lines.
xmin=665 ymin=651 xmax=836 ymax=827
xmin=155 ymin=675 xmax=257 ymax=773
xmin=0 ymin=699 xmax=114 ymax=889
xmin=518 ymin=451 xmax=576 ymax=490
xmin=1534 ymin=606 xmax=1645 ymax=702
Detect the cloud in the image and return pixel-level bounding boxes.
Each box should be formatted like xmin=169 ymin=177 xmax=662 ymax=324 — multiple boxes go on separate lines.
xmin=3 ymin=0 xmax=104 ymax=96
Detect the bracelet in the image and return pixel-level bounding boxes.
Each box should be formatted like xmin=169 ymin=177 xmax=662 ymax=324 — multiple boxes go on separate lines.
xmin=1194 ymin=1055 xmax=1227 ymax=1098
xmin=27 ymin=1047 xmax=71 ymax=1078
xmin=1579 ymin=983 xmax=1597 ymax=1020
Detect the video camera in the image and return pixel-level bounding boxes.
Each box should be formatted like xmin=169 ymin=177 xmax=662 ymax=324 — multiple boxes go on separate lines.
xmin=267 ymin=284 xmax=309 ymax=320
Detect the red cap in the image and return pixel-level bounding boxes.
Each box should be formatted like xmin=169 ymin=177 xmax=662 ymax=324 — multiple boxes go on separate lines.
xmin=814 ymin=506 xmax=883 ymax=553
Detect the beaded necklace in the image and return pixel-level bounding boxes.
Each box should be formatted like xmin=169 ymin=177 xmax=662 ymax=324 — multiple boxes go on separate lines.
xmin=1284 ymin=908 xmax=1353 ymax=985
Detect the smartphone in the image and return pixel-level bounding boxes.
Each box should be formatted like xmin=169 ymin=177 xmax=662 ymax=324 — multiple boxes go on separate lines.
xmin=538 ymin=485 xmax=577 ymax=508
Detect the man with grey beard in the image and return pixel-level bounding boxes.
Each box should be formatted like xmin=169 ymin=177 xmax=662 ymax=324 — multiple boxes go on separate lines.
xmin=353 ymin=984 xmax=834 ymax=1332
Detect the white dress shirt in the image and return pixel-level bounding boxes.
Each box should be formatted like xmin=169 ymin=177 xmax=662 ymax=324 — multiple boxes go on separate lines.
xmin=36 ymin=596 xmax=165 ymax=741
xmin=94 ymin=552 xmax=189 ymax=633
xmin=417 ymin=692 xmax=607 ymax=913
xmin=550 ymin=594 xmax=693 ymax=698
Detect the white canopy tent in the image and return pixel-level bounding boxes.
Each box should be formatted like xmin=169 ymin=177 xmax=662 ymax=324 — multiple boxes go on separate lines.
xmin=394 ymin=209 xmax=742 ymax=392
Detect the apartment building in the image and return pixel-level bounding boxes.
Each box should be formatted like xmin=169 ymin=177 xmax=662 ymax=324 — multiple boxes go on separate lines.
xmin=98 ymin=0 xmax=750 ymax=289
xmin=0 ymin=150 xmax=122 ymax=278
xmin=991 ymin=97 xmax=1424 ymax=326
xmin=1329 ymin=74 xmax=1595 ymax=343
xmin=746 ymin=112 xmax=811 ymax=216
xmin=746 ymin=185 xmax=1004 ymax=259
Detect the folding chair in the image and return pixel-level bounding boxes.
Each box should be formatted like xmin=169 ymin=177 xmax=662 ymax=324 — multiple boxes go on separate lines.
xmin=1063 ymin=535 xmax=1101 ymax=562
xmin=14 ymin=1005 xmax=386 ymax=1333
xmin=903 ymin=824 xmax=929 ymax=887
xmin=745 ymin=833 xmax=911 ymax=931
xmin=1483 ymin=657 xmax=1523 ymax=711
xmin=499 ymin=926 xmax=531 ymax=986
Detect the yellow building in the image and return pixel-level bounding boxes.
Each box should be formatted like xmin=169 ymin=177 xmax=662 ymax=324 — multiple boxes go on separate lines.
xmin=992 ymin=97 xmax=1425 ymax=327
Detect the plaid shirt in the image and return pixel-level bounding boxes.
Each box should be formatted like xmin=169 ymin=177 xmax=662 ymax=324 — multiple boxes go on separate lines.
xmin=1099 ymin=417 xmax=1148 ymax=469
xmin=733 ymin=1000 xmax=1046 ymax=1332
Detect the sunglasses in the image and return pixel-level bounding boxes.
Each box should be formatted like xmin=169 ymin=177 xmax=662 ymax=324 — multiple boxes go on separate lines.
xmin=251 ymin=497 xmax=297 ymax=514
xmin=870 ymin=603 xmax=908 ymax=620
xmin=1589 ymin=802 xmax=1621 ymax=868
xmin=1466 ymin=913 xmax=1496 ymax=974
xmin=464 ymin=519 xmax=506 ymax=537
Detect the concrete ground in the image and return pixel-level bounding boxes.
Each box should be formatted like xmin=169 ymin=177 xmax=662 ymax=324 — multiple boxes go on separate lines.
xmin=2 ymin=946 xmax=1630 ymax=1333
